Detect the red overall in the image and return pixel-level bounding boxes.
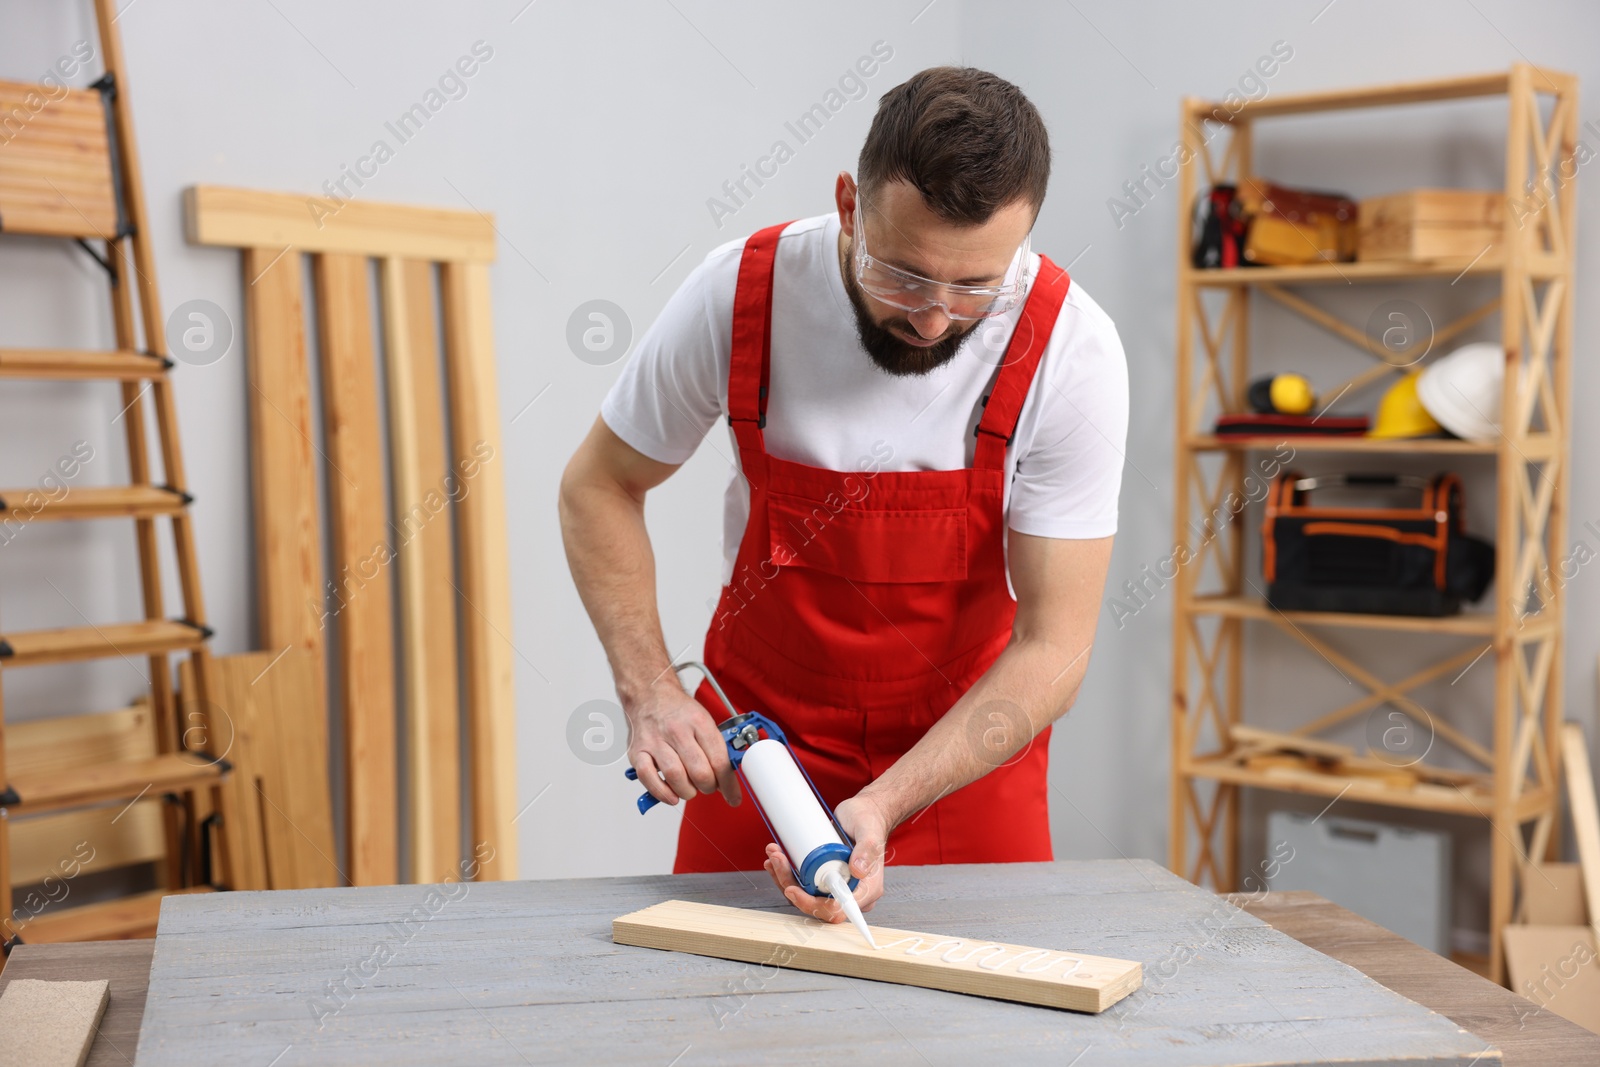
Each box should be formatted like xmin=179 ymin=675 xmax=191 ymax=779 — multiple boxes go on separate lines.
xmin=673 ymin=220 xmax=1073 ymax=873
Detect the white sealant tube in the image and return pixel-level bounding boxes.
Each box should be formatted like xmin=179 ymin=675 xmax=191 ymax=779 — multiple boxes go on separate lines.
xmin=740 ymin=738 xmax=843 ymax=864
xmin=742 ymin=738 xmax=877 ymax=949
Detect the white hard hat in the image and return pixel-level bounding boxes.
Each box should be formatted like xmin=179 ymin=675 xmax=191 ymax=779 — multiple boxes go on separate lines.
xmin=1417 ymin=342 xmax=1506 ymax=443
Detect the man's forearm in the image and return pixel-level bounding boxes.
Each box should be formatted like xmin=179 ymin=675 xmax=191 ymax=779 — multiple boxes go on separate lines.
xmin=856 ymin=633 xmax=1092 ymax=829
xmin=557 ymin=475 xmax=674 ymax=704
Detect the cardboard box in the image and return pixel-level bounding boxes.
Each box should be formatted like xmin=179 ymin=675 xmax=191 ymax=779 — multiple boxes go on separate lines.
xmin=1357 ymin=188 xmax=1504 ymax=262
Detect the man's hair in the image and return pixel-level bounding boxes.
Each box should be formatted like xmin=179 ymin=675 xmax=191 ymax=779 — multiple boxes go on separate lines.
xmin=857 ymin=66 xmax=1050 ymax=225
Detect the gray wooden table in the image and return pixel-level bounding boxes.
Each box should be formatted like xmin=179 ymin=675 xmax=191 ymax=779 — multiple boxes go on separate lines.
xmin=112 ymin=858 xmax=1522 ymax=1066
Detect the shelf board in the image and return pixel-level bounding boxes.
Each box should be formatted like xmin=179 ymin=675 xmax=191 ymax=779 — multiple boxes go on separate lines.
xmin=1186 ymin=434 xmax=1498 ymax=456
xmin=1182 ymin=754 xmax=1531 ymax=818
xmin=1186 ymin=259 xmax=1499 ymax=286
xmin=1186 ymin=251 xmax=1566 ymax=287
xmin=1186 ymin=64 xmax=1569 ymax=122
xmin=1186 ymin=595 xmax=1499 ymax=636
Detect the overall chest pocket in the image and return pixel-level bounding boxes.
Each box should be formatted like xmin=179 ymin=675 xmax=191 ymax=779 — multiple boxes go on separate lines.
xmin=766 ymin=492 xmax=968 ymax=584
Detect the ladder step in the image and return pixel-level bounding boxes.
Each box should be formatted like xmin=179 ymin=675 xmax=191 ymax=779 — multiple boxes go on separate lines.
xmin=14 ymin=886 xmax=215 ymax=945
xmin=0 ymin=348 xmax=169 ymax=380
xmin=0 ymin=80 xmax=121 ymax=241
xmin=6 ymin=751 xmax=227 ymax=817
xmin=0 ymin=619 xmax=208 ymax=668
xmin=0 ymin=485 xmax=189 ymax=521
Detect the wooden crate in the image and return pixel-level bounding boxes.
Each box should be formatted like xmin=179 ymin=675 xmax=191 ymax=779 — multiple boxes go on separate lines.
xmin=1357 ymin=188 xmax=1504 ymax=261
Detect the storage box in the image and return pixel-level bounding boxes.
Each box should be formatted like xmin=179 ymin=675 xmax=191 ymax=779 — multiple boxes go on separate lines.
xmin=1266 ymin=810 xmax=1452 ymax=954
xmin=1357 ymin=188 xmax=1504 ymax=262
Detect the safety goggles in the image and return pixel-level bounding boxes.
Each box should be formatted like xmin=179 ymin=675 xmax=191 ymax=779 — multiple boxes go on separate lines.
xmin=852 ymin=199 xmax=1032 ymax=321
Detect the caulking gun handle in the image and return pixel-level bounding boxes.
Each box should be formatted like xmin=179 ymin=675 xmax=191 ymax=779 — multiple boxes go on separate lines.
xmin=625 ymin=767 xmax=662 ymax=814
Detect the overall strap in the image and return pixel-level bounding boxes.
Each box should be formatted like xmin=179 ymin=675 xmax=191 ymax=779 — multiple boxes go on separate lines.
xmin=974 ymin=255 xmax=1072 ymax=471
xmin=727 ymin=221 xmax=793 ymax=453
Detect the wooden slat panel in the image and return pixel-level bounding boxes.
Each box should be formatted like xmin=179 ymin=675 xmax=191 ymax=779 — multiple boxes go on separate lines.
xmin=315 ymin=253 xmax=398 ymax=887
xmin=186 ymin=186 xmax=496 ymax=263
xmin=614 ymin=899 xmax=1142 ymax=1013
xmin=243 ymin=248 xmax=322 ymax=656
xmin=200 ymin=652 xmax=340 ymax=890
xmin=0 ymin=81 xmax=118 ymax=239
xmin=381 ymin=258 xmax=462 ymax=884
xmin=440 ymin=261 xmax=516 ymax=880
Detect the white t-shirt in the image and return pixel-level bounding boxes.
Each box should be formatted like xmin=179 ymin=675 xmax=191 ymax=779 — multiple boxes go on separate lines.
xmin=601 ymin=214 xmax=1128 ymax=587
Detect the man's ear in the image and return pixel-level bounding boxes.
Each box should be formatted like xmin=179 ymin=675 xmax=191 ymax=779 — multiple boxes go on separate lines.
xmin=836 ymin=172 xmax=857 ymax=238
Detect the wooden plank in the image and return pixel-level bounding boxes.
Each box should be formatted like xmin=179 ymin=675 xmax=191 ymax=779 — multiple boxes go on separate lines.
xmin=0 ymin=941 xmax=154 ymax=1067
xmin=186 ymin=186 xmax=496 ymax=263
xmin=439 ymin=261 xmax=516 ymax=880
xmin=1236 ymin=890 xmax=1599 ymax=1064
xmin=1503 ymin=925 xmax=1600 ymax=1035
xmin=381 ymin=258 xmax=462 ymax=884
xmin=242 ymin=248 xmax=322 ymax=656
xmin=315 ymin=252 xmax=398 ymax=887
xmin=613 ymin=899 xmax=1141 ymax=1013
xmin=0 ymin=978 xmax=109 ymax=1067
xmin=128 ymin=861 xmax=1499 ymax=1065
xmin=1561 ymin=724 xmax=1600 ymax=949
xmin=200 ymin=652 xmax=340 ymax=890
xmin=1523 ymin=863 xmax=1589 ymax=926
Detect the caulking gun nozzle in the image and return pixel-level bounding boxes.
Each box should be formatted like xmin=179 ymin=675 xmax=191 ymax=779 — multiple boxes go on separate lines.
xmin=822 ymin=868 xmax=877 ymax=950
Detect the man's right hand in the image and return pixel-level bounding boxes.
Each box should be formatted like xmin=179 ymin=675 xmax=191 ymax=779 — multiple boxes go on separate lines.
xmin=625 ymin=679 xmax=742 ymax=807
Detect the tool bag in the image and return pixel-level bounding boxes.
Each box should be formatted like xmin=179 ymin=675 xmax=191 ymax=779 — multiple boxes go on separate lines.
xmin=1262 ymin=471 xmax=1495 ymax=616
xmin=1238 ymin=179 xmax=1359 ymax=266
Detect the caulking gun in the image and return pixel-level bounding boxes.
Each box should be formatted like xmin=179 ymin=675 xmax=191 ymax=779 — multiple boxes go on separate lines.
xmin=625 ymin=661 xmax=877 ymax=948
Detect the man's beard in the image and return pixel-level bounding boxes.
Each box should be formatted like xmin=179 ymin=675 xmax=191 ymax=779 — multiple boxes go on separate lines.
xmin=841 ymin=261 xmax=977 ymax=377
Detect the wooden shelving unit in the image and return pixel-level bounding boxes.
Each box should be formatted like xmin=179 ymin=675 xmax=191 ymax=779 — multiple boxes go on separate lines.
xmin=1168 ymin=64 xmax=1578 ymax=984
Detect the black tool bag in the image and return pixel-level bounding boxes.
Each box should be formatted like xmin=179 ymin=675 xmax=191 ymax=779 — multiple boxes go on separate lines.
xmin=1262 ymin=472 xmax=1495 ymax=617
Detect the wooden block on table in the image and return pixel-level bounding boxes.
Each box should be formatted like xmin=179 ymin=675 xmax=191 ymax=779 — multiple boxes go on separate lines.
xmin=0 ymin=978 xmax=110 ymax=1067
xmin=613 ymin=899 xmax=1142 ymax=1013
xmin=1503 ymin=925 xmax=1600 ymax=1035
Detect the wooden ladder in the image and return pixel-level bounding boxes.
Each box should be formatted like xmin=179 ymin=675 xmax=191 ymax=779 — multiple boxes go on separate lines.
xmin=0 ymin=0 xmax=230 ymax=950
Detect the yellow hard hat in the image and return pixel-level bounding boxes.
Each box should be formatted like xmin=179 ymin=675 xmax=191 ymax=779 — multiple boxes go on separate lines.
xmin=1370 ymin=370 xmax=1444 ymax=438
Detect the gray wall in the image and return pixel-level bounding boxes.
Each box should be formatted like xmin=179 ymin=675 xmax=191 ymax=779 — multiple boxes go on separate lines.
xmin=2 ymin=1 xmax=1595 ymax=945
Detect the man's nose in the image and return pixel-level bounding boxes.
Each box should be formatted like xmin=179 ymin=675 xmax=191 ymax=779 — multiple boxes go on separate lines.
xmin=907 ymin=305 xmax=950 ymax=339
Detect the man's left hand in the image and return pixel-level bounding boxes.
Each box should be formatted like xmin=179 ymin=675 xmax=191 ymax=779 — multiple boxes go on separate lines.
xmin=762 ymin=794 xmax=888 ymax=923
